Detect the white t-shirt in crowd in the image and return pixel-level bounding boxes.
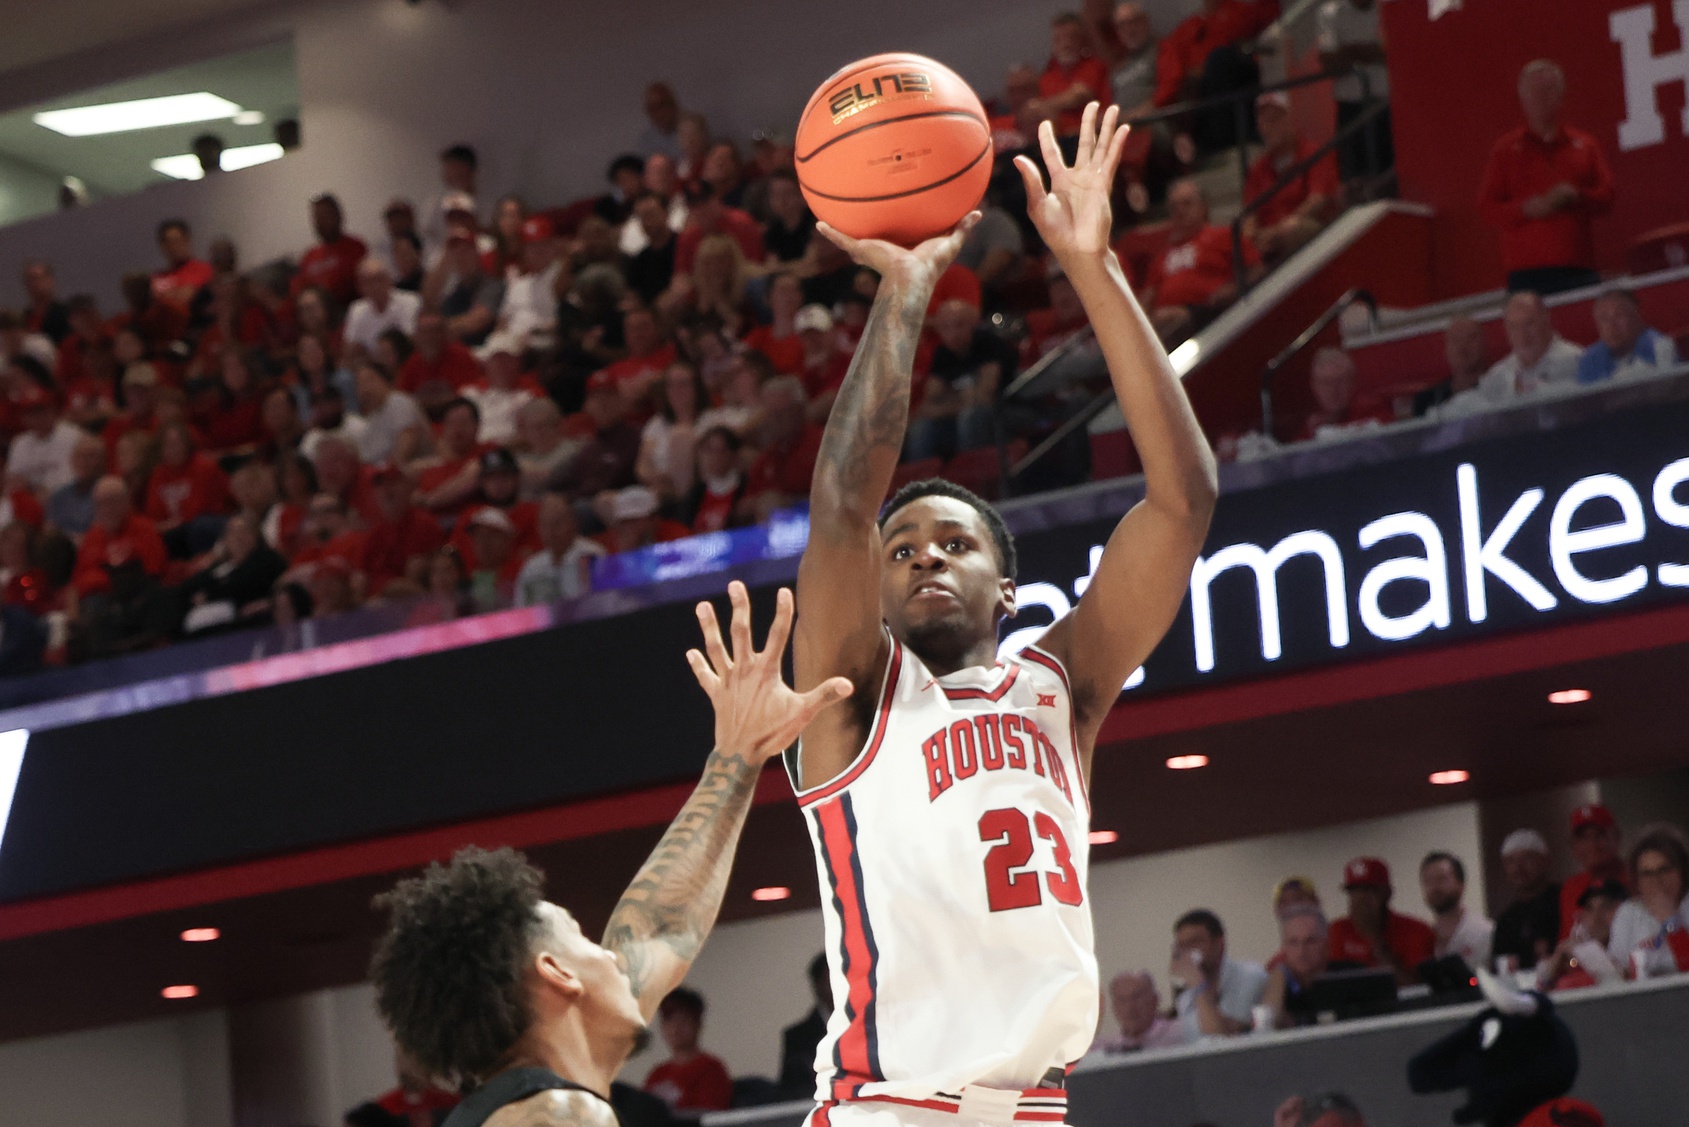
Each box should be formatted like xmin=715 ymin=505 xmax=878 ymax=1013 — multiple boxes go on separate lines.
xmin=302 ymin=416 xmax=371 ymax=462
xmin=498 ymin=261 xmax=564 ymax=347
xmin=344 ymin=290 xmax=422 ymax=354
xmin=1436 ymin=908 xmax=1496 ymax=972
xmin=358 ymin=389 xmax=428 ymax=464
xmin=514 ymin=539 xmax=607 ymax=606
xmin=4 ymin=420 xmax=84 ymax=494
xmin=1175 ymin=957 xmax=1268 ymax=1042
xmin=1316 ymin=0 xmax=1389 ymax=101
xmin=1608 ymin=895 xmax=1689 ymax=977
xmin=463 ymin=384 xmax=538 ymax=447
xmin=1476 ymin=336 xmax=1582 ymax=401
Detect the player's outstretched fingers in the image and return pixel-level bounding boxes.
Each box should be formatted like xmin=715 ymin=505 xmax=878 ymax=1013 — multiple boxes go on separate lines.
xmin=1037 ymin=119 xmax=1065 ymax=176
xmin=761 ymin=587 xmax=796 ymax=667
xmin=814 ymin=221 xmax=858 ymax=256
xmin=1094 ymin=106 xmax=1121 ymax=168
xmin=726 ymin=580 xmax=753 ymax=664
xmin=696 ymin=599 xmax=731 ymax=674
xmin=794 ymin=676 xmax=855 ymax=729
xmin=1104 ymin=119 xmax=1131 ymax=177
xmin=685 ymin=647 xmax=721 ymax=695
xmin=1075 ymin=101 xmax=1099 ymax=167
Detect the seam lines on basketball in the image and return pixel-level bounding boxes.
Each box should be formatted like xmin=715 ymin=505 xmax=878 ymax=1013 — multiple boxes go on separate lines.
xmin=800 ymin=140 xmax=992 ymax=203
xmin=795 ymin=109 xmax=985 ymax=165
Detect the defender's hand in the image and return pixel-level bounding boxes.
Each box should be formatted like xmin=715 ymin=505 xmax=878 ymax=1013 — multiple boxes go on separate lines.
xmin=1015 ymin=102 xmax=1129 ymax=260
xmin=687 ymin=581 xmax=853 ymax=764
xmin=815 ymin=212 xmax=981 ymax=287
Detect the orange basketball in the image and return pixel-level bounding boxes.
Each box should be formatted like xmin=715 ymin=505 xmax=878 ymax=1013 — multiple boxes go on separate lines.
xmin=795 ymin=53 xmax=992 ymax=247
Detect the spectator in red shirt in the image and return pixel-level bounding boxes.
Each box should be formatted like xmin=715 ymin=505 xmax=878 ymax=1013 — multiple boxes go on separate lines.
xmin=398 ymin=313 xmax=484 ymax=413
xmin=1327 ymin=857 xmax=1436 ymax=985
xmin=413 ymin=398 xmax=489 ymax=518
xmin=1029 ymin=12 xmax=1113 ymax=137
xmin=1299 ymin=347 xmax=1390 ymax=441
xmin=293 ymin=193 xmax=369 ymax=307
xmin=743 ymin=375 xmax=822 ymax=523
xmin=73 ymin=476 xmax=168 ymax=597
xmin=152 ymin=219 xmax=214 ymax=308
xmin=743 ymin=273 xmax=805 ymax=375
xmin=361 ymin=465 xmax=445 ymax=593
xmin=680 ymin=426 xmax=749 ymax=535
xmin=145 ymin=423 xmax=232 ymax=557
xmin=675 ymin=184 xmax=765 ymax=275
xmin=605 ymin=306 xmax=679 ymax=414
xmin=593 ymin=485 xmax=690 ymax=555
xmin=1560 ymin=803 xmax=1628 ymax=941
xmin=313 ymin=434 xmax=378 ymax=525
xmin=1154 ymin=0 xmax=1276 ymax=149
xmin=373 ymin=1050 xmax=459 ymax=1127
xmin=795 ymin=304 xmax=850 ymax=420
xmin=1478 ymin=59 xmax=1615 ymax=295
xmin=1143 ymin=178 xmax=1259 ymax=343
xmin=1022 ymin=270 xmax=1090 ymax=363
xmin=1243 ymin=93 xmax=1339 ymax=265
xmin=644 ymin=987 xmax=733 ymax=1114
xmin=118 ymin=270 xmax=190 ymax=355
xmin=989 ymin=63 xmax=1043 ymax=155
xmin=190 ymin=274 xmax=272 ymax=380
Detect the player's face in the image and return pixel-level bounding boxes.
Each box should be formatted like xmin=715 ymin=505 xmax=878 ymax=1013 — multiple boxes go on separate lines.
xmin=538 ymin=903 xmax=645 ymax=1036
xmin=880 ymin=496 xmax=1014 ymax=661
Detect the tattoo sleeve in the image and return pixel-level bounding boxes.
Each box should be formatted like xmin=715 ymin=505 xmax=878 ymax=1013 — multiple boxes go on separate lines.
xmin=601 ymin=749 xmax=762 ymax=1004
xmin=811 ymin=281 xmax=932 ymax=523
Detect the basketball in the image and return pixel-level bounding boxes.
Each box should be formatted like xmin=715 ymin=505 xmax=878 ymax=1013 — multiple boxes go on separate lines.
xmin=795 ymin=52 xmax=992 ymax=246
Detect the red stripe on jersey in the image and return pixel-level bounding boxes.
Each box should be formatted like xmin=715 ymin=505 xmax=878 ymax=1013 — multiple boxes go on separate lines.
xmin=1017 ymin=646 xmax=1090 ymax=812
xmin=797 ymin=645 xmax=903 ymax=808
xmin=938 ymin=663 xmax=1021 ymax=702
xmin=809 ymin=1101 xmax=837 ymax=1127
xmin=817 ymin=798 xmax=880 ymax=1082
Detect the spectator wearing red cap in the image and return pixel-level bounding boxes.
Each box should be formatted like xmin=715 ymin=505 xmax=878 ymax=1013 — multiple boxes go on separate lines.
xmin=1143 ymin=178 xmax=1259 ymax=344
xmin=344 ymin=259 xmax=421 ymax=360
xmin=1029 ymin=12 xmax=1113 ymax=137
xmin=1561 ymin=803 xmax=1627 ymax=941
xmin=4 ymin=385 xmax=81 ymax=495
xmin=360 ymin=465 xmax=445 ymax=593
xmin=514 ymin=493 xmax=604 ymax=606
xmin=291 ymin=194 xmax=368 ymax=308
xmin=152 ymin=220 xmax=215 ymax=309
xmin=397 ymin=313 xmax=483 ymax=413
xmin=1243 ymin=93 xmax=1339 ymax=265
xmin=557 ymin=371 xmax=641 ymax=498
xmin=1420 ymin=852 xmax=1494 ymax=973
xmin=1478 ymin=60 xmax=1615 ymax=296
xmin=492 ymin=215 xmax=565 ymax=353
xmin=1328 ymin=857 xmax=1436 ymax=984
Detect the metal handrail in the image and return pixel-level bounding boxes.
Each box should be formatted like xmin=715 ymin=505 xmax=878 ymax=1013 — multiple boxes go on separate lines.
xmin=1000 ymin=323 xmax=1097 ymax=403
xmin=1260 ymin=286 xmax=1375 ymax=437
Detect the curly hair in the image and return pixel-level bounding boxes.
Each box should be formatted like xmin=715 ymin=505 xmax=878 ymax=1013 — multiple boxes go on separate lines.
xmin=881 ymin=478 xmax=1018 ymax=580
xmin=370 ymin=846 xmax=547 ymax=1085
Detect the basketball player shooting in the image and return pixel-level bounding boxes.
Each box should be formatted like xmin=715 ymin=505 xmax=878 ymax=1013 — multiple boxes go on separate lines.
xmin=371 ymin=582 xmax=852 ymax=1127
xmin=790 ymin=103 xmax=1217 ymax=1126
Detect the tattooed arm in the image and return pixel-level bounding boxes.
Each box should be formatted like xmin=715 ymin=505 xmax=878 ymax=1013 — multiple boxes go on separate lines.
xmin=793 ymin=213 xmax=978 ymax=789
xmin=603 ymin=582 xmax=851 ymax=1019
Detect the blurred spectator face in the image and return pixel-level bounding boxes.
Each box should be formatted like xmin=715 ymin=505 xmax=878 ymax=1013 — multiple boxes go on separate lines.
xmin=279 ymin=456 xmax=316 ymax=504
xmin=262 ymin=388 xmax=300 ymax=440
xmin=1502 ymin=293 xmax=1553 ymax=365
xmin=209 ymin=237 xmax=238 ymax=274
xmin=92 ymin=477 xmax=131 ymax=531
xmin=1114 ymin=4 xmax=1153 ymax=54
xmin=1256 ymin=102 xmax=1296 ymax=152
xmin=696 ymin=429 xmax=735 ymax=480
xmin=726 ymin=357 xmax=763 ymax=406
xmin=585 ymin=383 xmax=626 ymax=429
xmin=495 ymin=197 xmax=526 ymax=244
xmin=159 ymin=425 xmax=192 ymax=467
xmin=537 ymin=494 xmax=579 ymax=554
xmin=440 ymin=403 xmax=479 ymax=455
xmin=664 ymin=364 xmax=700 ymax=419
xmin=222 ymin=513 xmax=259 ymax=561
xmin=1344 ymin=885 xmax=1388 ymax=930
xmin=1280 ymin=912 xmax=1329 ymax=982
xmin=21 ymin=399 xmax=56 ymax=437
xmin=625 ymin=309 xmax=660 ymax=356
xmin=645 ymin=82 xmax=680 ymax=133
xmin=481 ymin=464 xmax=519 ymax=506
xmin=523 ymin=229 xmax=560 ymax=274
xmin=612 ymin=162 xmax=645 ymax=199
xmin=1592 ymin=294 xmax=1645 ymax=357
xmin=23 ymin=261 xmax=54 ymax=304
xmin=1050 ymin=17 xmax=1086 ymax=67
xmin=231 ymin=463 xmax=278 ymax=513
xmin=1581 ymin=890 xmax=1623 ymax=945
xmin=760 ymin=380 xmax=806 ymax=445
xmin=1004 ymin=65 xmax=1040 ymax=114
xmin=393 ymin=236 xmax=423 ymax=281
xmin=644 ymin=154 xmax=679 ymax=198
xmin=428 ymin=549 xmax=467 ymax=597
xmin=677 ymin=114 xmax=710 ymax=164
xmin=414 ymin=314 xmax=447 ymax=358
xmin=298 ymin=334 xmax=329 ymax=377
xmin=314 ymin=438 xmax=359 ymax=494
xmin=121 ymin=272 xmax=154 ymax=312
xmin=1517 ymin=61 xmax=1566 ymax=133
xmin=312 ymin=198 xmax=344 ymax=243
xmin=297 ymin=289 xmax=331 ymax=336
xmin=1571 ymin=823 xmax=1621 ymax=872
xmin=1167 ymin=181 xmax=1209 ymax=238
xmin=767 ymin=175 xmax=806 ymax=225
xmin=311 ymin=391 xmax=347 ymax=431
xmin=311 ymin=562 xmax=355 ymax=615
xmin=1310 ymin=351 xmax=1355 ymax=414
xmin=447 ymin=229 xmax=483 ymax=277
xmin=358 ymin=260 xmax=394 ymax=306
xmin=384 ymin=201 xmax=416 ymax=239
xmin=658 ymin=1003 xmax=701 ymax=1054
xmin=302 ymin=494 xmax=349 ymax=543
xmin=376 ymin=473 xmax=414 ymax=521
xmin=441 ymin=154 xmax=475 ymax=192
xmin=1636 ymin=848 xmax=1686 ymax=909
xmin=67 ymin=299 xmax=101 ymax=338
xmin=158 ymin=223 xmax=192 ymax=266
xmin=71 ymin=435 xmax=107 ymax=485
xmin=1174 ymin=920 xmax=1224 ymax=970
xmin=577 ymin=216 xmax=618 ymax=263
xmin=770 ymin=274 xmax=804 ymax=323
xmin=935 ymin=300 xmax=980 ymax=354
xmin=1443 ymin=317 xmax=1487 ymax=388
xmin=1108 ymin=972 xmax=1160 ymax=1038
xmin=471 ymin=521 xmax=514 ymax=570
xmin=1049 ymin=276 xmax=1084 ymax=324
xmin=355 ymin=365 xmax=391 ymax=413
xmin=1501 ymin=845 xmax=1549 ymax=892
xmin=703 ymin=142 xmax=741 ymax=191
xmin=635 ymin=195 xmax=671 ymax=242
xmin=1274 ymin=878 xmax=1320 ymax=915
xmin=485 ymin=350 xmax=520 ymax=389
xmin=518 ymin=399 xmax=564 ymax=451
xmin=1419 ymin=857 xmax=1465 ymax=915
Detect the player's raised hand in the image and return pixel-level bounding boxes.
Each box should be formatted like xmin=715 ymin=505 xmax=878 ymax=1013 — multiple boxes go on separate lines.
xmin=816 ymin=211 xmax=981 ymax=288
xmin=687 ymin=581 xmax=853 ymax=764
xmin=1015 ymin=102 xmax=1128 ymax=261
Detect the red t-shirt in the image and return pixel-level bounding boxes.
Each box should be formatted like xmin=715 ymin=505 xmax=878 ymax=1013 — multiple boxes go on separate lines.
xmin=802 ymin=348 xmax=852 ymax=401
xmin=644 ymin=1053 xmax=734 ymax=1113
xmin=73 ymin=514 xmax=169 ymax=595
xmin=292 ymin=528 xmax=369 ymax=569
xmin=360 ymin=508 xmax=446 ymax=590
xmin=292 ymin=235 xmax=369 ymax=305
xmin=374 ymin=1086 xmax=460 ymax=1123
xmin=102 ymin=411 xmax=158 ymax=462
xmin=742 ymin=326 xmax=805 ymax=375
xmin=450 ymin=501 xmax=541 ymax=571
xmin=145 ymin=455 xmax=231 ymax=525
xmin=398 ymin=343 xmax=483 ymax=396
xmin=606 ymin=344 xmax=679 ymax=413
xmin=692 ymin=483 xmax=743 ymax=533
xmin=746 ymin=424 xmax=824 ymax=499
xmin=1327 ymin=911 xmax=1436 ymax=977
xmin=1022 ymin=308 xmax=1089 ymax=363
xmin=1155 ymin=0 xmax=1279 ymax=106
xmin=1039 ymin=56 xmax=1113 ymax=134
xmin=153 ymin=259 xmax=214 ymax=302
xmin=675 ymin=208 xmax=767 ymax=274
xmin=1145 ymin=226 xmax=1258 ymax=310
xmin=926 ymin=264 xmax=983 ymax=319
xmin=1477 ymin=125 xmax=1616 ymax=272
xmin=193 ymin=306 xmax=272 ymax=368
xmin=1246 ymin=138 xmax=1340 ymax=230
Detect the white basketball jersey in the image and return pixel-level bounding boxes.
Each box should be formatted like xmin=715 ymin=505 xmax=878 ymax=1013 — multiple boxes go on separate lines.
xmin=787 ymin=635 xmax=1099 ymax=1106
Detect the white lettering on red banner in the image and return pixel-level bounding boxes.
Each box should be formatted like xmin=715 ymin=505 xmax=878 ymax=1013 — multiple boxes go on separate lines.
xmin=1610 ymin=1 xmax=1689 ymax=151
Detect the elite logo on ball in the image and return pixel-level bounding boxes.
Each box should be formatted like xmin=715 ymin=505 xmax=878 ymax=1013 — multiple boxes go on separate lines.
xmin=828 ymin=72 xmax=933 ymax=122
